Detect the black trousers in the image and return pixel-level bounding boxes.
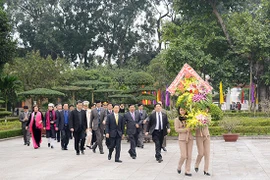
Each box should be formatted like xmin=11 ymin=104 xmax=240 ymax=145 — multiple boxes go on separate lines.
xmin=128 ymin=133 xmax=138 ymax=157
xmin=74 ymin=130 xmax=86 ymax=152
xmin=56 ymin=130 xmax=61 ymax=142
xmin=108 ymin=135 xmax=122 ymax=161
xmin=61 ymin=125 xmax=70 ymax=149
xmin=152 ymin=130 xmax=164 ymax=160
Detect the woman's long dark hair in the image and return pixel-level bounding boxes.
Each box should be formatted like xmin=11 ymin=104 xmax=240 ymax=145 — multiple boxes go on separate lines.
xmin=178 ymin=106 xmax=187 ymax=121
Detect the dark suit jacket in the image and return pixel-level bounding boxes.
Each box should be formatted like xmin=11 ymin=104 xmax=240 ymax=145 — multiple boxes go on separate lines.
xmin=90 ymin=107 xmax=107 ymax=131
xmin=105 ymin=113 xmax=124 ymax=138
xmin=124 ymin=111 xmax=142 ymax=135
xmin=147 ymin=112 xmax=170 ymax=136
xmin=56 ymin=110 xmax=71 ymax=130
xmin=69 ymin=109 xmax=87 ymax=132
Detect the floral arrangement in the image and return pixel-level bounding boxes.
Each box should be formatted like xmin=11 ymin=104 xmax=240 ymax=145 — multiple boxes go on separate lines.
xmin=175 ymin=74 xmax=212 ymax=129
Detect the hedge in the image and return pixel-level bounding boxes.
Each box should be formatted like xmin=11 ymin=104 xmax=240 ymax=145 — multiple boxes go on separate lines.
xmin=168 ymin=119 xmax=270 ymax=136
xmin=0 ymin=129 xmax=22 ymax=139
xmin=224 ymin=112 xmax=269 ymax=117
xmin=0 ymin=117 xmax=20 ymax=122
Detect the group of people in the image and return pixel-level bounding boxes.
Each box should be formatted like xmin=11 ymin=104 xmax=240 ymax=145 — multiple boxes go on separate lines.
xmin=20 ymin=100 xmax=171 ymax=164
xmin=19 ymin=100 xmax=211 ymax=176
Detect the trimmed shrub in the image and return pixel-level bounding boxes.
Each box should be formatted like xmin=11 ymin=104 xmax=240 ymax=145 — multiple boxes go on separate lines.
xmin=209 ymin=104 xmax=223 ymax=121
xmin=0 ymin=129 xmax=22 ymax=139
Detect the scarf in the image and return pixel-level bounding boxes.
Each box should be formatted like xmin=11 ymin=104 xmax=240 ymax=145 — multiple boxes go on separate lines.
xmin=29 ymin=112 xmax=43 ymax=133
xmin=45 ymin=110 xmax=56 ymax=130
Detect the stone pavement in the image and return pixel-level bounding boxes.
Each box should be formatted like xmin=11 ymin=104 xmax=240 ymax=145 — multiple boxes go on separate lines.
xmin=0 ymin=137 xmax=270 ymax=180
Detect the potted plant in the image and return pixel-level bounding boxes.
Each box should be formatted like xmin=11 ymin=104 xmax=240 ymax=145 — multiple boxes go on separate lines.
xmin=219 ymin=117 xmax=240 ymax=142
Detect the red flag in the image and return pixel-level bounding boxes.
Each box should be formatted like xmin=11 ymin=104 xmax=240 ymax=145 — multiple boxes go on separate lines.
xmin=241 ymin=90 xmax=244 ymax=104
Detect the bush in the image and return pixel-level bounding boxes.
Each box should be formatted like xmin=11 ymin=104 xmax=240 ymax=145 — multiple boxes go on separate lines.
xmin=0 ymin=121 xmax=21 ymax=131
xmin=209 ymin=104 xmax=223 ymax=121
xmin=169 ymin=118 xmax=270 ymax=136
xmin=0 ymin=129 xmax=22 ymax=139
xmin=224 ymin=112 xmax=268 ymax=117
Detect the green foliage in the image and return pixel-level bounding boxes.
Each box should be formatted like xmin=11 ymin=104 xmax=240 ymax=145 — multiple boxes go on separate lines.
xmin=0 ymin=111 xmax=12 ymax=117
xmin=0 ymin=74 xmax=21 ymax=109
xmin=0 ymin=5 xmax=16 ymax=72
xmin=4 ymin=51 xmax=68 ymax=90
xmin=209 ymin=104 xmax=224 ymax=121
xmin=125 ymin=72 xmax=154 ymax=86
xmin=169 ymin=117 xmax=270 ymax=136
xmin=0 ymin=120 xmax=21 ymax=131
xmin=219 ymin=117 xmax=241 ymax=133
xmin=0 ymin=129 xmax=22 ymax=139
xmin=6 ymin=0 xmax=157 ymax=67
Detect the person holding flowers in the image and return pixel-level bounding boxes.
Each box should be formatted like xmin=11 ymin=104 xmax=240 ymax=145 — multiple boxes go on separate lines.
xmin=174 ymin=106 xmax=193 ymax=177
xmin=194 ymin=107 xmax=211 ymax=176
xmin=175 ymin=74 xmax=212 ymax=176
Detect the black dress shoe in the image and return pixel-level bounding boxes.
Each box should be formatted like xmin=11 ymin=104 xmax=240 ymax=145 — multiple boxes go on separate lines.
xmin=204 ymin=171 xmax=211 ymax=176
xmin=86 ymin=145 xmax=92 ymax=149
xmin=27 ymin=143 xmax=30 ymax=146
xmin=185 ymin=173 xmax=192 ymax=176
xmin=115 ymin=160 xmax=122 ymax=163
xmin=158 ymin=159 xmax=163 ymax=163
xmin=141 ymin=145 xmax=144 ymax=149
xmin=93 ymin=148 xmax=96 ymax=153
xmin=48 ymin=143 xmax=50 ymax=147
xmin=132 ymin=156 xmax=136 ymax=159
xmin=100 ymin=151 xmax=104 ymax=154
xmin=51 ymin=146 xmax=54 ymax=149
xmin=195 ymin=167 xmax=199 ymax=172
xmin=76 ymin=151 xmax=80 ymax=155
xmin=64 ymin=148 xmax=68 ymax=150
xmin=24 ymin=143 xmax=26 ymax=145
xmin=108 ymin=154 xmax=112 ymax=160
xmin=162 ymin=147 xmax=167 ymax=151
xmin=81 ymin=150 xmax=85 ymax=155
xmin=177 ymin=169 xmax=181 ymax=174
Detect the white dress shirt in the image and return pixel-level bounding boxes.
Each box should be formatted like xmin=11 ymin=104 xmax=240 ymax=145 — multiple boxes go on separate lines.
xmin=155 ymin=112 xmax=163 ymax=130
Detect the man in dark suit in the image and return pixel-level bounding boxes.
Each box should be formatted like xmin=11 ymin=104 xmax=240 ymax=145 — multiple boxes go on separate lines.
xmin=136 ymin=104 xmax=148 ymax=148
xmin=56 ymin=103 xmax=70 ymax=150
xmin=106 ymin=104 xmax=124 ymax=163
xmin=19 ymin=106 xmax=31 ymax=146
xmin=124 ymin=104 xmax=142 ymax=159
xmin=106 ymin=103 xmax=114 ymax=115
xmin=55 ymin=104 xmax=62 ymax=142
xmin=90 ymin=100 xmax=107 ymax=154
xmin=70 ymin=100 xmax=88 ymax=155
xmin=146 ymin=103 xmax=170 ymax=163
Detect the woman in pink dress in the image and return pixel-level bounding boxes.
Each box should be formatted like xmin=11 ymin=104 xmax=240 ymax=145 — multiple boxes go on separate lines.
xmin=26 ymin=105 xmax=43 ymax=149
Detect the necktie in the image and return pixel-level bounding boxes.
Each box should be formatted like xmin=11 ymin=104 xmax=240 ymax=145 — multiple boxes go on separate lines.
xmin=132 ymin=113 xmax=135 ymax=121
xmin=158 ymin=112 xmax=162 ymax=131
xmin=115 ymin=114 xmax=118 ymax=125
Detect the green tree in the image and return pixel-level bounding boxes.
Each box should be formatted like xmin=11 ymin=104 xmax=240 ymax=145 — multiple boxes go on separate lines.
xmin=4 ymin=51 xmax=68 ymax=90
xmin=0 ymin=1 xmax=15 ymax=72
xmin=0 ymin=74 xmax=21 ymax=110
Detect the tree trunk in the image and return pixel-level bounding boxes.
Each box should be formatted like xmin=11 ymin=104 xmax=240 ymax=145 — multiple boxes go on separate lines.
xmin=212 ymin=5 xmax=233 ymax=47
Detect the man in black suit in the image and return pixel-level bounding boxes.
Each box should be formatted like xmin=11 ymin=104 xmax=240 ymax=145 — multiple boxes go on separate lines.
xmin=146 ymin=103 xmax=170 ymax=163
xmin=56 ymin=103 xmax=70 ymax=150
xmin=106 ymin=104 xmax=124 ymax=163
xmin=70 ymin=100 xmax=88 ymax=155
xmin=124 ymin=104 xmax=142 ymax=159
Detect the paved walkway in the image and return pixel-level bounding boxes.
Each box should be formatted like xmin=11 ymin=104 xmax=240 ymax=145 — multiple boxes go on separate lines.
xmin=0 ymin=137 xmax=270 ymax=180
